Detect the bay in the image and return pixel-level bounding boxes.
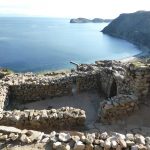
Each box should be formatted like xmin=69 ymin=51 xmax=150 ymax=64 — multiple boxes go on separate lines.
xmin=0 ymin=17 xmax=140 ymax=72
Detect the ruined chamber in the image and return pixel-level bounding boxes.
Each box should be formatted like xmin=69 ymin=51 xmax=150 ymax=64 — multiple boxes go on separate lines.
xmin=0 ymin=60 xmax=150 ymax=149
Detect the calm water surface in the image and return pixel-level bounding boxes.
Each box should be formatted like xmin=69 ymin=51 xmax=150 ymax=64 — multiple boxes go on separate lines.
xmin=0 ymin=17 xmax=141 ymax=72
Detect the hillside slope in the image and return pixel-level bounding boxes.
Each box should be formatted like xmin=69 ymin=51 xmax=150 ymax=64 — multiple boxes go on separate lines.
xmin=102 ymin=11 xmax=150 ymax=50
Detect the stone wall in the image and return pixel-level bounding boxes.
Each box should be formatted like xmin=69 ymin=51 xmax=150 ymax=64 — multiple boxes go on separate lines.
xmin=0 ymin=85 xmax=9 ymax=110
xmin=10 ymin=80 xmax=72 ymax=102
xmin=127 ymin=63 xmax=150 ymax=101
xmin=1 ymin=73 xmax=73 ymax=103
xmin=94 ymin=61 xmax=150 ymax=100
xmin=95 ymin=60 xmax=131 ymax=97
xmin=99 ymin=94 xmax=139 ymax=122
xmin=0 ymin=107 xmax=86 ymax=132
xmin=76 ymin=61 xmax=131 ymax=98
xmin=76 ymin=72 xmax=99 ymax=92
xmin=0 ymin=61 xmax=149 ymax=105
xmin=0 ymin=125 xmax=150 ymax=150
xmin=0 ymin=60 xmax=149 ymax=125
xmin=70 ymin=63 xmax=148 ymax=126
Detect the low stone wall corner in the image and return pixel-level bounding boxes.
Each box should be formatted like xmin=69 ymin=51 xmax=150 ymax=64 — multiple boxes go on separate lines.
xmin=99 ymin=94 xmax=139 ymax=122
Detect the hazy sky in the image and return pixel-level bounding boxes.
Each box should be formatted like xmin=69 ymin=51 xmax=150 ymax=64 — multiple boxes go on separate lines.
xmin=0 ymin=0 xmax=150 ymax=18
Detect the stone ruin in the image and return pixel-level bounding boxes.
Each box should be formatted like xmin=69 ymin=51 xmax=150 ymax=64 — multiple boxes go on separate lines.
xmin=0 ymin=60 xmax=150 ymax=149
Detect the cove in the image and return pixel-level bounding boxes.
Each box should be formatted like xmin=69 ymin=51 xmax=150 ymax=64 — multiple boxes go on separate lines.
xmin=0 ymin=17 xmax=141 ymax=72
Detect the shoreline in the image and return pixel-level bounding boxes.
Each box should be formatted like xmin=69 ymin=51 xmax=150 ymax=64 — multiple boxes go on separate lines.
xmin=1 ymin=48 xmax=149 ymax=74
xmin=38 ymin=49 xmax=150 ymax=74
xmin=120 ymin=46 xmax=150 ymax=63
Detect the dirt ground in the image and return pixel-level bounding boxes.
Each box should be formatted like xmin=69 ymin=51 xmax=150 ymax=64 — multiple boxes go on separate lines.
xmin=17 ymin=90 xmax=150 ymax=136
xmin=3 ymin=101 xmax=150 ymax=150
xmin=20 ymin=90 xmax=103 ymax=125
xmin=4 ymin=92 xmax=150 ymax=150
xmin=88 ymin=99 xmax=150 ymax=136
xmin=2 ymin=143 xmax=50 ymax=150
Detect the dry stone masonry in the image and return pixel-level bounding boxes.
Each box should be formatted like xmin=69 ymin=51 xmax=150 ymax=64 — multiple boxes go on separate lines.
xmin=75 ymin=61 xmax=150 ymax=123
xmin=127 ymin=63 xmax=150 ymax=101
xmin=99 ymin=94 xmax=139 ymax=122
xmin=0 ymin=60 xmax=150 ymax=149
xmin=0 ymin=107 xmax=86 ymax=132
xmin=0 ymin=85 xmax=9 ymax=110
xmin=5 ymin=73 xmax=73 ymax=102
xmin=95 ymin=60 xmax=128 ymax=96
xmin=0 ymin=60 xmax=149 ymax=108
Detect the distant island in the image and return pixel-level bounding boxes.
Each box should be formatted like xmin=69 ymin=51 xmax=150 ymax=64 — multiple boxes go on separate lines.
xmin=70 ymin=18 xmax=112 ymax=23
xmin=102 ymin=11 xmax=150 ymax=50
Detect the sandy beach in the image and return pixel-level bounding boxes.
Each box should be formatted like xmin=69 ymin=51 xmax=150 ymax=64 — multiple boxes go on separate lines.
xmin=120 ymin=46 xmax=150 ymax=63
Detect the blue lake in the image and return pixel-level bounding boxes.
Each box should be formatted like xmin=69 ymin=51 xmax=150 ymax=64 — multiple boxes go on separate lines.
xmin=0 ymin=17 xmax=141 ymax=72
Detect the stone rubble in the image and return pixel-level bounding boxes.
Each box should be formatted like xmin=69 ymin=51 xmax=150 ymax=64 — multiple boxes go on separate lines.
xmin=0 ymin=60 xmax=149 ymax=149
xmin=0 ymin=125 xmax=150 ymax=150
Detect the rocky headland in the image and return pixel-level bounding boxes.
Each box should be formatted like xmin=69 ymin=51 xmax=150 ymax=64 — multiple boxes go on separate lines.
xmin=70 ymin=18 xmax=112 ymax=23
xmin=102 ymin=11 xmax=150 ymax=51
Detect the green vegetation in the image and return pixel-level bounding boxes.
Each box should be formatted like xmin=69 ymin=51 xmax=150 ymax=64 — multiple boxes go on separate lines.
xmin=0 ymin=68 xmax=13 ymax=75
xmin=132 ymin=61 xmax=146 ymax=67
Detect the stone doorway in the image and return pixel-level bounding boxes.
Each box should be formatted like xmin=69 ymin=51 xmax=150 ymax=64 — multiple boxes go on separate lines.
xmin=109 ymin=79 xmax=117 ymax=98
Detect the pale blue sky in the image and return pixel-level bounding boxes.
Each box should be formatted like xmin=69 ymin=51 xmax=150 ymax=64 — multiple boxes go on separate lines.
xmin=0 ymin=0 xmax=149 ymax=18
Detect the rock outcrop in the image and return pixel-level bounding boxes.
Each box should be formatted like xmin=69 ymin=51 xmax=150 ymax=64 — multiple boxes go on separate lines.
xmin=70 ymin=18 xmax=112 ymax=23
xmin=102 ymin=11 xmax=150 ymax=50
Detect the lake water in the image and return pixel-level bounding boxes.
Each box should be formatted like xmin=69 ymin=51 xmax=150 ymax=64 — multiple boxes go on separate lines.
xmin=0 ymin=17 xmax=141 ymax=72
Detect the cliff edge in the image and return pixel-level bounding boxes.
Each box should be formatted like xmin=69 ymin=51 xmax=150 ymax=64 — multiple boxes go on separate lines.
xmin=102 ymin=11 xmax=150 ymax=50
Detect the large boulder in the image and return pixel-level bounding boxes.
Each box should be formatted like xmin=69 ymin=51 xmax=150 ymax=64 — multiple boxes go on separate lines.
xmin=58 ymin=133 xmax=71 ymax=142
xmin=0 ymin=126 xmax=21 ymax=134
